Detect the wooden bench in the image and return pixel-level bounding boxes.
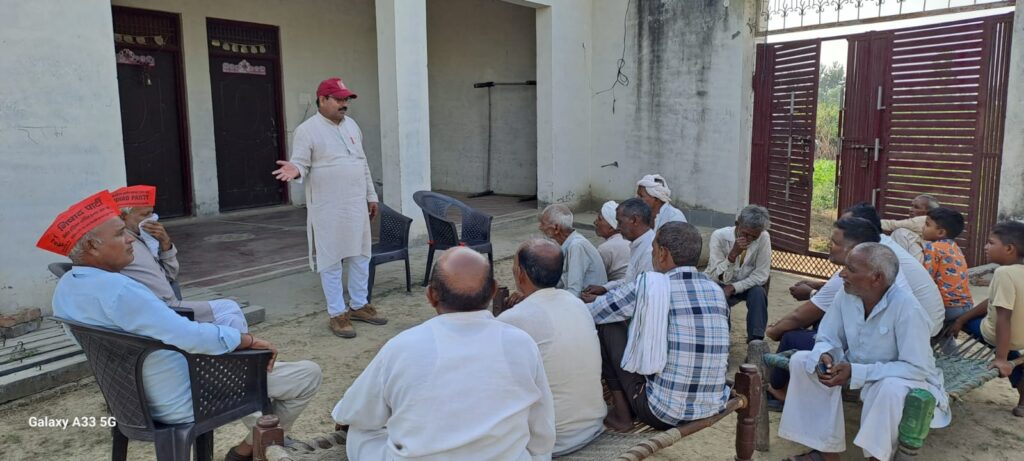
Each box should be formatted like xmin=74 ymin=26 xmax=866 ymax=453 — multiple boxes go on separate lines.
xmin=254 ymin=365 xmax=762 ymax=461
xmin=747 ymin=336 xmax=1024 ymax=460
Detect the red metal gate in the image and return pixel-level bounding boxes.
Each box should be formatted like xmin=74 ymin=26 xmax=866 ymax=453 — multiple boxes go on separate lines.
xmin=750 ymin=40 xmax=820 ymax=254
xmin=838 ymin=13 xmax=1013 ymax=266
xmin=752 ymin=13 xmax=1012 ymax=268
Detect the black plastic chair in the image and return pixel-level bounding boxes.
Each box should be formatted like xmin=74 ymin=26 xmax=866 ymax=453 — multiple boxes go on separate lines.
xmin=369 ymin=204 xmax=413 ymax=301
xmin=56 ymin=317 xmax=271 ymax=461
xmin=50 ymin=262 xmax=194 ymax=320
xmin=412 ymin=191 xmax=494 ymax=286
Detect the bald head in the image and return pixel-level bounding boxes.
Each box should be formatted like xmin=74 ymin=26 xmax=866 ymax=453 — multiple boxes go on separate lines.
xmin=516 ymin=238 xmax=564 ymax=289
xmin=428 ymin=247 xmax=496 ymax=312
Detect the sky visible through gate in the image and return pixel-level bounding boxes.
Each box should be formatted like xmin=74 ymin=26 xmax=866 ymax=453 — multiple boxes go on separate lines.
xmin=767 ymin=4 xmax=1015 ymax=66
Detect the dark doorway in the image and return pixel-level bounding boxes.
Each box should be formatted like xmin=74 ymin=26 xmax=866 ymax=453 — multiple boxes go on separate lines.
xmin=113 ymin=7 xmax=191 ymax=218
xmin=207 ymin=18 xmax=286 ymax=212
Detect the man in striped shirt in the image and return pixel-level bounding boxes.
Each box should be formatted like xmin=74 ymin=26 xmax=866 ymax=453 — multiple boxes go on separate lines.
xmin=588 ymin=222 xmax=730 ymax=430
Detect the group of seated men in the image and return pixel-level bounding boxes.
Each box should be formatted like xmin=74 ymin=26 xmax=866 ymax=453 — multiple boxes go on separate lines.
xmin=764 ymin=198 xmax=1024 ymax=460
xmin=40 ymin=181 xmax=1024 ymax=461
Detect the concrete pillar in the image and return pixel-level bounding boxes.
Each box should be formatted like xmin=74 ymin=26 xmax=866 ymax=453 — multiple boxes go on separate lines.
xmin=998 ymin=2 xmax=1024 ymax=221
xmin=376 ymin=0 xmax=431 ymax=238
xmin=535 ymin=0 xmax=593 ymax=208
xmin=0 ymin=0 xmax=126 ymax=314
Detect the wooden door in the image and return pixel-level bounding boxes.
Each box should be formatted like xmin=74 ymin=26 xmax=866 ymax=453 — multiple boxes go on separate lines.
xmin=207 ymin=19 xmax=286 ymax=211
xmin=113 ymin=7 xmax=191 ymax=218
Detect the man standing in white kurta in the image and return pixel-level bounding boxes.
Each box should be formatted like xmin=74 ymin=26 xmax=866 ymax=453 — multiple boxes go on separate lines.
xmin=779 ymin=243 xmax=949 ymax=461
xmin=273 ymin=77 xmax=387 ymax=338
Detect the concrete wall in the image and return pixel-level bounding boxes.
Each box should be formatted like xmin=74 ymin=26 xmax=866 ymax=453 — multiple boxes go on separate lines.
xmin=588 ymin=0 xmax=758 ymax=226
xmin=1 ymin=0 xmax=127 ymax=314
xmin=998 ymin=1 xmax=1024 ymax=221
xmin=111 ymin=0 xmax=381 ymax=213
xmin=426 ymin=0 xmax=537 ymax=195
xmin=535 ymin=0 xmax=594 ymax=207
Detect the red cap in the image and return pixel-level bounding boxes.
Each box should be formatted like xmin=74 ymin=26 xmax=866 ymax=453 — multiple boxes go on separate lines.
xmin=36 ymin=191 xmax=121 ymax=256
xmin=111 ymin=185 xmax=157 ymax=208
xmin=316 ymin=77 xmax=357 ymax=100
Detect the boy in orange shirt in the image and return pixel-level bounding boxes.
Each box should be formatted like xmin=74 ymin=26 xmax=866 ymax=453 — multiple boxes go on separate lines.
xmin=950 ymin=221 xmax=1024 ymax=416
xmin=921 ymin=207 xmax=973 ymax=321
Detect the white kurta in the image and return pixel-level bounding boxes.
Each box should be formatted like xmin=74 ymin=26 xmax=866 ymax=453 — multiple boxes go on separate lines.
xmin=497 ymin=288 xmax=606 ymax=455
xmin=779 ymin=284 xmax=950 ymax=460
xmin=290 ymin=113 xmax=378 ymax=272
xmin=332 ymin=310 xmax=556 ymax=461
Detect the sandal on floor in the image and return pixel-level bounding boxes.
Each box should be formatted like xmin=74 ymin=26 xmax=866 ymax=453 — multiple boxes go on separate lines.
xmin=223 ymin=446 xmax=252 ymax=461
xmin=783 ymin=449 xmax=828 ymax=461
xmin=1012 ymin=405 xmax=1024 ymax=417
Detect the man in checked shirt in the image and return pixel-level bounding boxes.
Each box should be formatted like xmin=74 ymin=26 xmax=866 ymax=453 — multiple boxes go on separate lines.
xmin=588 ymin=221 xmax=730 ymax=431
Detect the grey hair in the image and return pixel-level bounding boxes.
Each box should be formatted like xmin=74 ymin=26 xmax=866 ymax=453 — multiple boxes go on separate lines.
xmin=851 ymin=242 xmax=899 ymax=286
xmin=541 ymin=204 xmax=574 ymax=231
xmin=914 ymin=194 xmax=940 ymax=210
xmin=737 ymin=205 xmax=771 ymax=231
xmin=67 ymin=228 xmax=103 ymax=265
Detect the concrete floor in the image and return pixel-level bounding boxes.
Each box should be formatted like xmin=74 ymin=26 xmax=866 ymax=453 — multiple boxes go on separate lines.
xmin=164 ymin=192 xmax=538 ymax=291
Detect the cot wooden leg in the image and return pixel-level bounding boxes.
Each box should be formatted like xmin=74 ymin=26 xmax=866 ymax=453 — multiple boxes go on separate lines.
xmin=894 ymin=389 xmax=936 ymax=460
xmin=253 ymin=415 xmax=284 ymax=461
xmin=735 ymin=364 xmax=761 ymax=461
xmin=747 ymin=339 xmax=771 ymax=452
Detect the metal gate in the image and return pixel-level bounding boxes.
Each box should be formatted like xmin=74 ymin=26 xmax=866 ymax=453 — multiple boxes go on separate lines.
xmin=751 ymin=13 xmax=1013 ymax=271
xmin=839 ymin=13 xmax=1013 ymax=266
xmin=750 ymin=40 xmax=821 ymax=254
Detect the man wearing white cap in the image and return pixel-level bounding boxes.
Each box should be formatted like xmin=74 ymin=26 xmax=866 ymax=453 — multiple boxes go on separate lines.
xmin=594 ymin=201 xmax=630 ymax=282
xmin=636 ymin=174 xmax=687 ymax=230
xmin=273 ymin=77 xmax=386 ymax=339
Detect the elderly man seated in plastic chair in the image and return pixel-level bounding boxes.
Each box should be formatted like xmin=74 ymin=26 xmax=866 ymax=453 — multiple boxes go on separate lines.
xmin=39 ymin=191 xmax=322 ymax=461
xmin=112 ymin=185 xmax=249 ymax=332
xmin=778 ymin=243 xmax=948 ymax=461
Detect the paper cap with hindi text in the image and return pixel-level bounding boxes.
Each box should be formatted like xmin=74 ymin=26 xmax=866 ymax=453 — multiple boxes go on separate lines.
xmin=36 ymin=191 xmax=121 ymax=256
xmin=111 ymin=185 xmax=156 ymax=208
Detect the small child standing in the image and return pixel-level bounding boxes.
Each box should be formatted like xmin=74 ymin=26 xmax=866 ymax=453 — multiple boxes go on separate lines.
xmin=951 ymin=221 xmax=1024 ymax=416
xmin=921 ymin=207 xmax=973 ymax=320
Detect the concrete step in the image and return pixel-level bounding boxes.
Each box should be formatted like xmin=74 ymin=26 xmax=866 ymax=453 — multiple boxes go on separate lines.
xmin=0 ymin=300 xmax=266 ymax=405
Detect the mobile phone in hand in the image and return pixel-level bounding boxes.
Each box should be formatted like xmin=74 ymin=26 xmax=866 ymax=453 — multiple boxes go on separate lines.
xmin=816 ymin=362 xmax=831 ymax=376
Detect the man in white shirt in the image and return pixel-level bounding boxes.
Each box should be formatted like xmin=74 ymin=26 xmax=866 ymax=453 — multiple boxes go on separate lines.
xmin=273 ymin=77 xmax=386 ymax=339
xmin=333 ymin=247 xmax=555 ymax=461
xmin=705 ymin=205 xmax=773 ymax=342
xmin=843 ymin=203 xmax=944 ymax=335
xmin=880 ymin=195 xmax=939 ymax=263
xmin=498 ymin=238 xmax=606 ymax=456
xmin=636 ymin=174 xmax=687 ymax=229
xmin=581 ymin=198 xmax=655 ymax=303
xmin=779 ymin=243 xmax=949 ymax=461
xmin=113 ymin=185 xmax=248 ymax=332
xmin=537 ymin=204 xmax=607 ymax=297
xmin=594 ymin=201 xmax=630 ymax=282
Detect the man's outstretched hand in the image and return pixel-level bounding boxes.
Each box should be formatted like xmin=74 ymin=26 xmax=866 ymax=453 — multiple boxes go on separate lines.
xmin=272 ymin=160 xmax=300 ymax=182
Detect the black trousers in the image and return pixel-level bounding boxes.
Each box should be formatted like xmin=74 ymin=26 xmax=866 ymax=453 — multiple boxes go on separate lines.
xmin=597 ymin=321 xmax=675 ymax=431
xmin=727 ymin=285 xmax=769 ymax=340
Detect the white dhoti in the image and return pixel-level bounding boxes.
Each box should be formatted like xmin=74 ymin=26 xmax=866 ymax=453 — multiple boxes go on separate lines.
xmin=778 ymin=351 xmax=949 ymax=461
